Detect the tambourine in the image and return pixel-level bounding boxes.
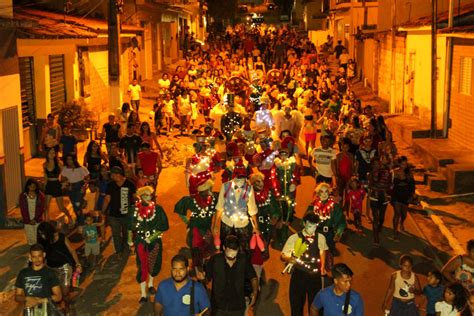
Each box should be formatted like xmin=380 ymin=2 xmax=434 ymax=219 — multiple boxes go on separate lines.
xmin=267 ymin=69 xmax=283 ymax=84
xmin=226 ymin=76 xmax=245 ymax=93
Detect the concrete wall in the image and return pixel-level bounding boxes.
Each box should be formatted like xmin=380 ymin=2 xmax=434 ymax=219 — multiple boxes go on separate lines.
xmin=309 ymin=30 xmax=331 ymax=48
xmin=449 ymin=39 xmax=474 ymax=150
xmin=359 ymin=38 xmax=377 ymax=89
xmin=17 ymin=39 xmax=79 ymax=119
xmin=330 ymin=3 xmax=378 ymax=58
xmin=377 ymin=0 xmax=474 ymax=32
xmin=0 ymin=10 xmax=25 ymax=215
xmin=17 ymin=38 xmax=134 ymax=120
xmin=89 ymin=48 xmax=110 ymax=114
xmin=404 ymin=31 xmax=446 ymax=125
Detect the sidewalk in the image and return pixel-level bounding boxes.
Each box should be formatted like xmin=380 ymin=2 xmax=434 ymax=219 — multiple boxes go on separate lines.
xmin=350 ymin=80 xmax=472 ymax=258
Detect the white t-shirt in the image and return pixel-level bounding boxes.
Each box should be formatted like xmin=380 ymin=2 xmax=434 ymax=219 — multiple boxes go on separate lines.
xmin=311 ymin=147 xmax=337 ymax=178
xmin=435 ymin=301 xmax=458 ymax=316
xmin=27 ymin=195 xmax=36 ymax=221
xmin=61 ymin=166 xmax=89 ymax=184
xmin=128 ymin=84 xmax=141 ymax=100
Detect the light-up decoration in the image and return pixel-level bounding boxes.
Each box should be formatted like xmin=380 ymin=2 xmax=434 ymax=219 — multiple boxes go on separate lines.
xmin=134 ymin=201 xmax=161 ymax=239
xmin=312 ymin=198 xmax=335 ymax=221
xmin=191 ymin=195 xmax=217 ymax=219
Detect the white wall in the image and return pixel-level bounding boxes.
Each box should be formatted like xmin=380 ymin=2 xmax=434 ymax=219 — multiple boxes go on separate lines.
xmin=405 ymin=31 xmax=446 ymax=126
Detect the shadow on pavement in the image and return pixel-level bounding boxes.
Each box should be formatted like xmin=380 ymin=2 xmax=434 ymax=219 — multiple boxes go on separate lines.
xmin=0 ymin=242 xmax=29 ymax=291
xmin=75 ymin=253 xmax=130 ymax=314
xmin=341 ymin=225 xmax=450 ymax=275
xmin=255 ymin=278 xmax=284 ymax=316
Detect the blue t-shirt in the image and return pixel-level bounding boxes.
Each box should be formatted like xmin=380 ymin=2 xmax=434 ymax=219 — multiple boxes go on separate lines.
xmin=155 ymin=278 xmax=210 ymax=316
xmin=83 ymin=225 xmax=98 ymax=244
xmin=423 ymin=284 xmax=444 ymax=314
xmin=312 ymin=285 xmax=364 ymax=316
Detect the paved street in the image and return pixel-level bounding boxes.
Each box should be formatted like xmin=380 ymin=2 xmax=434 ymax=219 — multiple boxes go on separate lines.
xmin=0 ymin=93 xmax=453 ymax=315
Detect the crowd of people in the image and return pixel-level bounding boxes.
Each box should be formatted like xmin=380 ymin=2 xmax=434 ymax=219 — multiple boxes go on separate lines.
xmin=15 ymin=23 xmax=474 ymax=316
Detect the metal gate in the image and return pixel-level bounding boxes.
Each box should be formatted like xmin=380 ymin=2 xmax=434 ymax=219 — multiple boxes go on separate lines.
xmin=49 ymin=54 xmax=66 ymax=115
xmin=2 ymin=107 xmax=23 ymax=211
xmin=19 ymin=56 xmax=38 ymax=157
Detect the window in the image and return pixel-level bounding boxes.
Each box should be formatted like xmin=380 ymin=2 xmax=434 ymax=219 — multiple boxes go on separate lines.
xmin=460 ymin=57 xmax=473 ymax=95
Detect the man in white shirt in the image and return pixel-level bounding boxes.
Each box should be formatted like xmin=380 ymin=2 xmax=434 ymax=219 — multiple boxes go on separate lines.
xmin=213 ymin=164 xmax=259 ymax=254
xmin=310 ymin=135 xmax=337 ymax=185
xmin=128 ymin=79 xmax=142 ymax=112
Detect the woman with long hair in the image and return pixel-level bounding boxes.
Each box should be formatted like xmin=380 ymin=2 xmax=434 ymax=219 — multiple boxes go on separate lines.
xmin=391 ymin=156 xmax=415 ymax=240
xmin=43 ymin=147 xmax=71 ymax=223
xmin=139 ymin=122 xmax=162 ymax=154
xmin=61 ymin=153 xmax=89 ymax=226
xmin=19 ymin=178 xmax=45 ymax=245
xmin=83 ymin=140 xmax=108 ymax=181
xmin=37 ymin=221 xmax=82 ymax=313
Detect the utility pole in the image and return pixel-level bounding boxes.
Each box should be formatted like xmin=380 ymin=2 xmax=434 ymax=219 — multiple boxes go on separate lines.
xmin=108 ymin=0 xmax=122 ymax=112
xmin=389 ymin=0 xmax=397 ymax=114
xmin=431 ymin=0 xmax=437 ymax=138
xmin=442 ymin=0 xmax=454 ymax=138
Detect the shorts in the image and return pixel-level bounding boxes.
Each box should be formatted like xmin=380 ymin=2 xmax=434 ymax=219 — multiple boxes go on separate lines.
xmin=53 ymin=264 xmax=72 ymax=290
xmin=85 ymin=242 xmax=100 ymax=256
xmin=304 ymin=133 xmax=317 ymax=142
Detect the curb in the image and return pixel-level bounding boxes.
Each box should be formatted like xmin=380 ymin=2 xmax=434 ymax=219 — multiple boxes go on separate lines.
xmin=407 ymin=206 xmax=445 ymax=269
xmin=416 ymin=191 xmax=466 ymax=256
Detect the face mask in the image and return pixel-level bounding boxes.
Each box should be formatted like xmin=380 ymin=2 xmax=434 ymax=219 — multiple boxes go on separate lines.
xmin=304 ymin=223 xmax=317 ymax=235
xmin=225 ymin=249 xmax=238 ymax=260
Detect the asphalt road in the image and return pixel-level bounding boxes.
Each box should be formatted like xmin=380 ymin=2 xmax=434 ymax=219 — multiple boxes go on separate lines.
xmin=70 ymin=160 xmax=447 ymax=316
xmin=0 ymin=97 xmax=450 ymax=316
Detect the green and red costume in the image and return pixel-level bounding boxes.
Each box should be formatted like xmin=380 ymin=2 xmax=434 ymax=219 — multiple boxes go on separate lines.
xmin=252 ymin=187 xmax=280 ymax=264
xmin=130 ymin=201 xmax=169 ymax=283
xmin=174 ymin=192 xmax=217 ymax=269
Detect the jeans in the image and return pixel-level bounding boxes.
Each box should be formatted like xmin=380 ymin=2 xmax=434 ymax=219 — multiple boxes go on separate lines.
xmin=69 ymin=182 xmax=85 ymax=225
xmin=108 ymin=215 xmax=129 ymax=254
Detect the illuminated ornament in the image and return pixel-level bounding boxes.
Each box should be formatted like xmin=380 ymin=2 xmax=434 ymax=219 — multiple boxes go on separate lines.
xmin=312 ymin=198 xmax=335 ymax=221
xmin=134 ymin=201 xmax=161 ymax=239
xmin=192 ymin=194 xmax=217 ymax=219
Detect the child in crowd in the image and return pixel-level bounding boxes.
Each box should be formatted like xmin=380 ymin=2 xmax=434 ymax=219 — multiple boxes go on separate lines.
xmin=83 ymin=181 xmax=98 ymax=213
xmin=422 ymin=270 xmax=444 ymax=316
xmin=435 ymin=283 xmax=468 ymax=316
xmin=135 ymin=168 xmax=150 ymax=188
xmin=83 ymin=213 xmax=103 ymax=268
xmin=346 ymin=177 xmax=365 ymax=233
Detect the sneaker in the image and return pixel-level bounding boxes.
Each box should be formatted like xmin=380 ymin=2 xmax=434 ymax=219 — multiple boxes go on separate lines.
xmin=148 ymin=287 xmax=156 ymax=295
xmin=139 ymin=297 xmax=147 ymax=304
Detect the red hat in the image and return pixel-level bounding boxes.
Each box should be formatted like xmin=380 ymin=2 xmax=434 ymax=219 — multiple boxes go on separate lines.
xmin=280 ymin=136 xmax=296 ymax=153
xmin=232 ymin=161 xmax=248 ymax=179
xmin=226 ymin=141 xmax=241 ymax=158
